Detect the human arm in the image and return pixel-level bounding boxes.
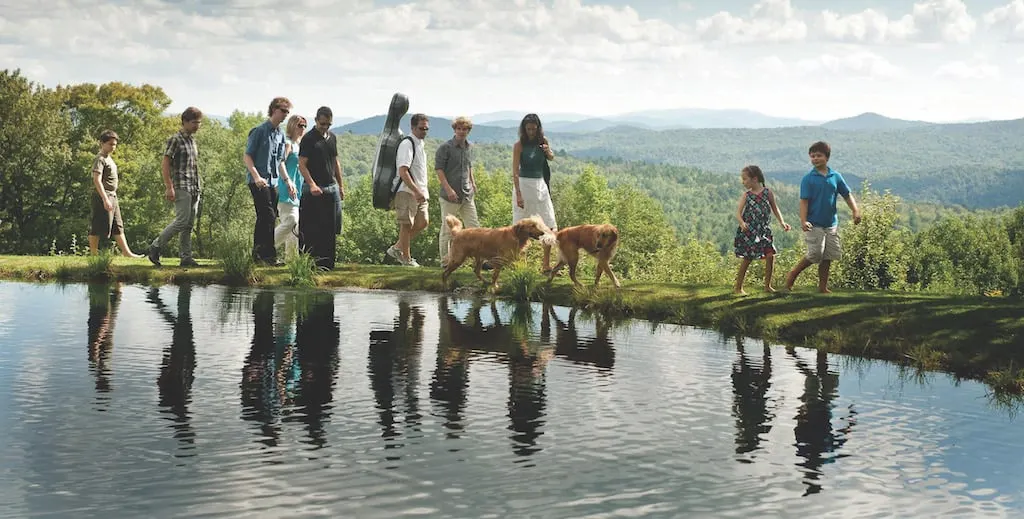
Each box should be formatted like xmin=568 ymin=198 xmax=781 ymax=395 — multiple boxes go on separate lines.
xmin=244 ymin=127 xmax=268 ymax=188
xmin=281 ymin=141 xmax=296 ymax=199
xmin=469 ymin=163 xmax=476 ymax=195
xmin=735 ymin=193 xmax=748 ymax=231
xmin=512 ymin=142 xmax=523 ymax=209
xmin=540 ymin=137 xmax=554 ymax=160
xmin=800 ymin=199 xmax=811 ymax=231
xmin=160 ymin=155 xmax=175 ymax=202
xmin=334 ymin=156 xmax=344 ymax=200
xmin=435 ymin=144 xmax=457 ymax=202
xmin=767 ymin=189 xmax=791 ymax=231
xmin=91 ymin=158 xmax=112 ymax=211
xmin=844 ymin=193 xmax=862 ymax=224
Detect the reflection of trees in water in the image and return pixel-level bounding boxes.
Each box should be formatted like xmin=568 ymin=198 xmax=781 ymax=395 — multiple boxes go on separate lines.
xmin=731 ymin=337 xmax=774 ymax=458
xmin=147 ymin=285 xmax=197 ymax=455
xmin=790 ymin=348 xmax=857 ymax=496
xmin=241 ymin=290 xmax=300 ymax=448
xmin=368 ymin=300 xmax=425 ymax=460
xmin=289 ymin=291 xmax=340 ymax=449
xmin=87 ymin=282 xmax=121 ymax=401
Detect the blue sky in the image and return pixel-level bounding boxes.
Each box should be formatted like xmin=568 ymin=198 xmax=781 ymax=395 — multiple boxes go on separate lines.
xmin=1 ymin=0 xmax=1022 ymax=122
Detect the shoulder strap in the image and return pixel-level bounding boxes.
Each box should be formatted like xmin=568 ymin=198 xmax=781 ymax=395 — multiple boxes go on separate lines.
xmin=392 ymin=136 xmax=415 ymax=195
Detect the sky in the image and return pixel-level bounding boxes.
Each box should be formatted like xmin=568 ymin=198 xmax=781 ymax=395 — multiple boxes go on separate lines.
xmin=1 ymin=0 xmax=1022 ymax=123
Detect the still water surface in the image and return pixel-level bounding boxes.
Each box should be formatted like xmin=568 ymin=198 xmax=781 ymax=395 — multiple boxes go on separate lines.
xmin=0 ymin=281 xmax=1021 ymax=518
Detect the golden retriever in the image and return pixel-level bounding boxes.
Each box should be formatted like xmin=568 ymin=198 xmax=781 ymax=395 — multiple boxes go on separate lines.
xmin=442 ymin=215 xmax=555 ymax=290
xmin=547 ymin=224 xmax=620 ymax=288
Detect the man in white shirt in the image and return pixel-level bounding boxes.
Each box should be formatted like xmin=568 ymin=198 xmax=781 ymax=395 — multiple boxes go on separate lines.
xmin=387 ymin=113 xmax=430 ymax=267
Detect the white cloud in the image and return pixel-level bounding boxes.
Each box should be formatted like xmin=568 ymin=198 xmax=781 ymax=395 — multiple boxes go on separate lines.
xmin=934 ymin=60 xmax=1001 ymax=79
xmin=694 ymin=0 xmax=975 ymax=44
xmin=755 ymin=52 xmax=903 ymax=79
xmin=983 ymin=0 xmax=1024 ymax=40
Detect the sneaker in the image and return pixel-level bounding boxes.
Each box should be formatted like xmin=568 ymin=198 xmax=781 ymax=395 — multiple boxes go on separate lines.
xmin=407 ymin=258 xmax=421 ymax=267
xmin=386 ymin=245 xmax=403 ymax=264
xmin=147 ymin=246 xmax=162 ymax=267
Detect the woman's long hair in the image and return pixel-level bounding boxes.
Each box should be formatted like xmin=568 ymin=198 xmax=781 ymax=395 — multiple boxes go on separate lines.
xmin=518 ymin=113 xmax=544 ymax=146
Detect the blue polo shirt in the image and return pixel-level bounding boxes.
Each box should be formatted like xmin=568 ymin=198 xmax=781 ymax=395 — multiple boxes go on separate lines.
xmin=800 ymin=167 xmax=851 ymax=228
xmin=245 ymin=120 xmax=285 ymax=187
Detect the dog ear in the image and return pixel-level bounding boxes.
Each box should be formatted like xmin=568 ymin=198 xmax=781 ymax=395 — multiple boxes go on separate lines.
xmin=513 ymin=222 xmax=529 ymax=241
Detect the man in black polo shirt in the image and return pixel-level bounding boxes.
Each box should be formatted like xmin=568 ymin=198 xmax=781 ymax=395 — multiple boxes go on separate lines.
xmin=297 ymin=106 xmax=345 ymax=270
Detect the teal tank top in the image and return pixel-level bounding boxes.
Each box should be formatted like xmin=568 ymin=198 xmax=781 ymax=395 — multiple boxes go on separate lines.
xmin=519 ymin=144 xmax=546 ymax=179
xmin=278 ymin=139 xmax=304 ymax=204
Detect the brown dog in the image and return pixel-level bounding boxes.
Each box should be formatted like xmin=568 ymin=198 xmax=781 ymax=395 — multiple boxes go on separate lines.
xmin=547 ymin=224 xmax=620 ymax=288
xmin=441 ymin=215 xmax=556 ymax=290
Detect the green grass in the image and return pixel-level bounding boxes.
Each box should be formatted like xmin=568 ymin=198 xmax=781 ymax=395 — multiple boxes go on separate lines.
xmin=2 ymin=254 xmax=1023 ymax=396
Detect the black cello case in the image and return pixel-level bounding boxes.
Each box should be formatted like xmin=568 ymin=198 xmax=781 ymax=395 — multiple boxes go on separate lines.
xmin=371 ymin=93 xmax=410 ymax=210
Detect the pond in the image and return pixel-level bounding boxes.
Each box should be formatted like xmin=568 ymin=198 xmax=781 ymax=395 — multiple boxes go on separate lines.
xmin=0 ymin=281 xmax=1021 ymax=517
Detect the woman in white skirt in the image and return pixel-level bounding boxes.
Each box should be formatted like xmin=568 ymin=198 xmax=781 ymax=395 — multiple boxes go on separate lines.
xmin=512 ymin=113 xmax=558 ymax=272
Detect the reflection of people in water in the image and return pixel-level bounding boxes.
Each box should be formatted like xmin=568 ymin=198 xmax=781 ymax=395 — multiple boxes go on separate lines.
xmin=292 ymin=291 xmax=340 ymax=448
xmin=432 ymin=296 xmax=473 ymax=439
xmin=368 ymin=300 xmax=425 ymax=456
xmin=731 ymin=337 xmax=774 ymax=457
xmin=436 ymin=297 xmax=552 ymax=459
xmin=547 ymin=304 xmax=615 ymax=372
xmin=790 ymin=348 xmax=856 ymax=496
xmin=87 ymin=282 xmax=121 ymax=398
xmin=241 ymin=290 xmax=300 ymax=447
xmin=147 ymin=284 xmax=197 ymax=454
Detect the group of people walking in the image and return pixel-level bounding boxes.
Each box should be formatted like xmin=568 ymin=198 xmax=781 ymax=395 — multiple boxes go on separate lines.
xmin=87 ymin=97 xmax=858 ymax=293
xmin=88 ymin=99 xmax=560 ymax=273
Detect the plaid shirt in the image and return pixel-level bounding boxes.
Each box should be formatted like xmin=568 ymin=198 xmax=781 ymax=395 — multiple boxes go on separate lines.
xmin=164 ymin=130 xmax=200 ymax=195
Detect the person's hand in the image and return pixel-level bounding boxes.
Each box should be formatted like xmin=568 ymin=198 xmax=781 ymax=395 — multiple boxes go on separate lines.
xmin=471 ymin=182 xmax=477 ymax=195
xmin=338 ymin=189 xmax=345 ymax=201
xmin=782 ymin=222 xmax=792 ymax=232
xmin=310 ymin=184 xmax=322 ymax=197
xmin=445 ymin=186 xmax=458 ymax=202
xmin=103 ymin=198 xmax=113 ymax=212
xmin=516 ymin=191 xmax=524 ymax=209
xmin=802 ymin=221 xmax=813 ymax=232
xmin=415 ymin=190 xmax=426 ymax=204
xmin=287 ymin=183 xmax=297 ymax=199
xmin=853 ymin=210 xmax=862 ymax=225
xmin=254 ymin=176 xmax=267 ymax=189
xmin=165 ymin=186 xmax=175 ymax=202
xmin=739 ymin=222 xmax=749 ymax=232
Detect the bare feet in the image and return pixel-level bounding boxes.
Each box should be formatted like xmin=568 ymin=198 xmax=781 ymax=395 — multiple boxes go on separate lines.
xmin=125 ymin=252 xmax=144 ymax=258
xmin=734 ymin=289 xmax=748 ymax=296
xmin=764 ymin=286 xmax=777 ymax=293
xmin=818 ymin=288 xmax=832 ymax=294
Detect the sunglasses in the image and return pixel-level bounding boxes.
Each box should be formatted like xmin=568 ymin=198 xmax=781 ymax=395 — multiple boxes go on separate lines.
xmin=417 ymin=127 xmax=429 ymax=132
xmin=298 ymin=124 xmax=307 ymax=128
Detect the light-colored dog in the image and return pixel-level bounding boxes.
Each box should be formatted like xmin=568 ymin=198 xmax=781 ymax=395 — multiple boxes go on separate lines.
xmin=441 ymin=215 xmax=556 ymax=290
xmin=547 ymin=224 xmax=620 ymax=288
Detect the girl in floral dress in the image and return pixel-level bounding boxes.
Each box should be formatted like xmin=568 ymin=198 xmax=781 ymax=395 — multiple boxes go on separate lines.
xmin=734 ymin=165 xmax=791 ymax=295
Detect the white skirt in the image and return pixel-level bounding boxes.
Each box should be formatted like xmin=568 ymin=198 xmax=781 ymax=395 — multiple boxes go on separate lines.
xmin=513 ymin=177 xmax=557 ymax=231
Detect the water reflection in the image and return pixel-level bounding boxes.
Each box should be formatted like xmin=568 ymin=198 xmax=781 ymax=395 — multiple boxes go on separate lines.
xmin=289 ymin=291 xmax=340 ymax=448
xmin=549 ymin=304 xmax=615 ymax=372
xmin=368 ymin=299 xmax=426 ymax=463
xmin=435 ymin=297 xmax=553 ymax=463
xmin=731 ymin=337 xmax=775 ymax=458
xmin=241 ymin=290 xmax=300 ymax=449
xmin=146 ymin=285 xmax=197 ymax=455
xmin=790 ymin=347 xmax=857 ymax=496
xmin=87 ymin=282 xmax=121 ymax=404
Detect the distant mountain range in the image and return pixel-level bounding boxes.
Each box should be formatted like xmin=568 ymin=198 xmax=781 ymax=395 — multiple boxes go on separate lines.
xmin=334 ymin=109 xmax=991 ymax=137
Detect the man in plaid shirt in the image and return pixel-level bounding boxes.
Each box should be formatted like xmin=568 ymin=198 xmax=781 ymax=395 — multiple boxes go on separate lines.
xmin=148 ymin=107 xmax=203 ymax=267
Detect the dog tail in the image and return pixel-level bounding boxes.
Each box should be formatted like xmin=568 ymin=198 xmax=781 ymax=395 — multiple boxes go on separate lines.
xmin=445 ymin=215 xmax=463 ymax=233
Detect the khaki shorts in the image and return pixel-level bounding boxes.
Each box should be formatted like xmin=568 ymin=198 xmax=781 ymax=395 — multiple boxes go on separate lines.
xmin=804 ymin=225 xmax=841 ymax=263
xmin=394 ymin=191 xmax=428 ymax=227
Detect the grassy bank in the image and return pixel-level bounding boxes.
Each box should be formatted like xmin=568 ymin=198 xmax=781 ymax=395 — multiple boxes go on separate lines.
xmin=2 ymin=254 xmax=1023 ymax=396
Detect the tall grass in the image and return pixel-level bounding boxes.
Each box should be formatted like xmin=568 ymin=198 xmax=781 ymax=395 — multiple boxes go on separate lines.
xmin=85 ymin=250 xmax=114 ymax=280
xmin=286 ymin=251 xmax=320 ymax=287
xmin=214 ymin=228 xmax=256 ymax=285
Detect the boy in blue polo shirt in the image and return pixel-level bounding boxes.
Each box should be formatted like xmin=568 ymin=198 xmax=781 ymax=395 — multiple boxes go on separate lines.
xmin=784 ymin=141 xmax=862 ymax=293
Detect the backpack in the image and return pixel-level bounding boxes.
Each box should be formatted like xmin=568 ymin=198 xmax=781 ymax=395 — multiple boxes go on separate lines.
xmin=371 ymin=93 xmax=411 ymax=210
